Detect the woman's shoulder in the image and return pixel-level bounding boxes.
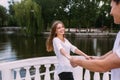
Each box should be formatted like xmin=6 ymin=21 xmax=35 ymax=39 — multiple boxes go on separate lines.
xmin=53 ymin=37 xmax=59 ymax=41
xmin=53 ymin=37 xmax=68 ymax=42
xmin=64 ymin=38 xmax=69 ymax=42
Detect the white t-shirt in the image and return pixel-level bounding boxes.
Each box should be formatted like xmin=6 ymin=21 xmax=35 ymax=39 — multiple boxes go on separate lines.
xmin=111 ymin=31 xmax=120 ymax=80
xmin=53 ymin=37 xmax=77 ymax=74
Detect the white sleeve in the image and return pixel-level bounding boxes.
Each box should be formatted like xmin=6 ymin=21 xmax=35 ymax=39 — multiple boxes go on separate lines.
xmin=67 ymin=39 xmax=77 ymax=53
xmin=53 ymin=38 xmax=63 ymax=51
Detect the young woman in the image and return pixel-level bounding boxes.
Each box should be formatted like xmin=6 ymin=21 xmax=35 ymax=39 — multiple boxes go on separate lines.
xmin=46 ymin=20 xmax=90 ymax=80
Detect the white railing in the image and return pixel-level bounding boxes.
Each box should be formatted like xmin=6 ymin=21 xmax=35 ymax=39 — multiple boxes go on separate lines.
xmin=0 ymin=56 xmax=110 ymax=80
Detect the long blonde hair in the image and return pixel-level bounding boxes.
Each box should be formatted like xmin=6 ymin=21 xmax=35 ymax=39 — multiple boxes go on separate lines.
xmin=46 ymin=20 xmax=65 ymax=52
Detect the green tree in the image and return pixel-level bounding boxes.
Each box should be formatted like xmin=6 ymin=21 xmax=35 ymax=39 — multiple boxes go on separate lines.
xmin=97 ymin=0 xmax=112 ymax=27
xmin=34 ymin=0 xmax=59 ymax=31
xmin=13 ymin=0 xmax=42 ymax=35
xmin=32 ymin=0 xmax=113 ymax=31
xmin=0 ymin=5 xmax=7 ymax=27
xmin=8 ymin=1 xmax=18 ymax=26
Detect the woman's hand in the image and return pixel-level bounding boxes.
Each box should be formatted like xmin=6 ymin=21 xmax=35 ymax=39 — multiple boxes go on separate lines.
xmin=84 ymin=55 xmax=93 ymax=60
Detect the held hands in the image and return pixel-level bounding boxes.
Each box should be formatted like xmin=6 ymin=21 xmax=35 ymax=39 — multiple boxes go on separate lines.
xmin=84 ymin=55 xmax=94 ymax=60
xmin=86 ymin=56 xmax=100 ymax=60
xmin=69 ymin=56 xmax=100 ymax=68
xmin=84 ymin=54 xmax=101 ymax=60
xmin=67 ymin=55 xmax=97 ymax=68
xmin=68 ymin=56 xmax=93 ymax=68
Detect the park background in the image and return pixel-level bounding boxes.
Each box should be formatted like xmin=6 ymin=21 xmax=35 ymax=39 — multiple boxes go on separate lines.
xmin=0 ymin=0 xmax=120 ymax=62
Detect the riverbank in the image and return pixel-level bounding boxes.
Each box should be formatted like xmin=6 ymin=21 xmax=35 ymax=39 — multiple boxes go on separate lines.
xmin=0 ymin=27 xmax=118 ymax=38
xmin=41 ymin=32 xmax=117 ymax=38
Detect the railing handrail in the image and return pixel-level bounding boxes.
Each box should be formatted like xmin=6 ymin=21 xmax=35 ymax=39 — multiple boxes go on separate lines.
xmin=0 ymin=56 xmax=110 ymax=80
xmin=0 ymin=56 xmax=58 ymax=69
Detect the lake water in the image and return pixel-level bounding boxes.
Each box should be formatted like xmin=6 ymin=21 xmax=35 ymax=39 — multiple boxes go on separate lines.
xmin=0 ymin=33 xmax=116 ymax=63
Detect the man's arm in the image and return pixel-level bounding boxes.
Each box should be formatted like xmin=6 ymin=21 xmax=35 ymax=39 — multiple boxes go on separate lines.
xmin=101 ymin=50 xmax=113 ymax=59
xmin=92 ymin=50 xmax=113 ymax=60
xmin=70 ymin=52 xmax=120 ymax=72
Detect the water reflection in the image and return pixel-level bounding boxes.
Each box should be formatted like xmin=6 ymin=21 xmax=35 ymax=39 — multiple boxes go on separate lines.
xmin=0 ymin=33 xmax=116 ymax=62
xmin=69 ymin=36 xmax=115 ymax=56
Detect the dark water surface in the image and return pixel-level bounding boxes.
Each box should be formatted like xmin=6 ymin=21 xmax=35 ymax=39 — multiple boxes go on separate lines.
xmin=0 ymin=33 xmax=116 ymax=63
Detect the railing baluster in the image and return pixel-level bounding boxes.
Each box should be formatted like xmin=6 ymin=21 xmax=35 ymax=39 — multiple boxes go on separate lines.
xmin=15 ymin=68 xmax=21 ymax=80
xmin=24 ymin=66 xmax=31 ymax=80
xmin=73 ymin=66 xmax=83 ymax=80
xmin=44 ymin=64 xmax=51 ymax=80
xmin=94 ymin=72 xmax=100 ymax=80
xmin=84 ymin=69 xmax=90 ymax=80
xmin=54 ymin=64 xmax=59 ymax=80
xmin=0 ymin=56 xmax=111 ymax=80
xmin=103 ymin=72 xmax=109 ymax=80
xmin=34 ymin=65 xmax=41 ymax=80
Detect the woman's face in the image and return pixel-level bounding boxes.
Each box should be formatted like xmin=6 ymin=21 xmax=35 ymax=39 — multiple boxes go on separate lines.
xmin=55 ymin=23 xmax=65 ymax=36
xmin=110 ymin=0 xmax=120 ymax=24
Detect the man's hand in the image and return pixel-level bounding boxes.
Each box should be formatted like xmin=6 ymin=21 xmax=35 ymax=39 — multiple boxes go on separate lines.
xmin=69 ymin=56 xmax=81 ymax=67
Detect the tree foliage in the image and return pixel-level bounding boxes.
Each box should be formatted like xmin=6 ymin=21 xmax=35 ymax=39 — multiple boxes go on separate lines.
xmin=33 ymin=0 xmax=113 ymax=30
xmin=0 ymin=5 xmax=7 ymax=27
xmin=7 ymin=0 xmax=114 ymax=33
xmin=13 ymin=0 xmax=42 ymax=35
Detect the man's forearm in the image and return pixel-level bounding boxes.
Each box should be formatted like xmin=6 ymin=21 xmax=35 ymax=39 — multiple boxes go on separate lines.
xmin=70 ymin=53 xmax=120 ymax=72
xmin=99 ymin=50 xmax=112 ymax=59
xmin=70 ymin=58 xmax=108 ymax=72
